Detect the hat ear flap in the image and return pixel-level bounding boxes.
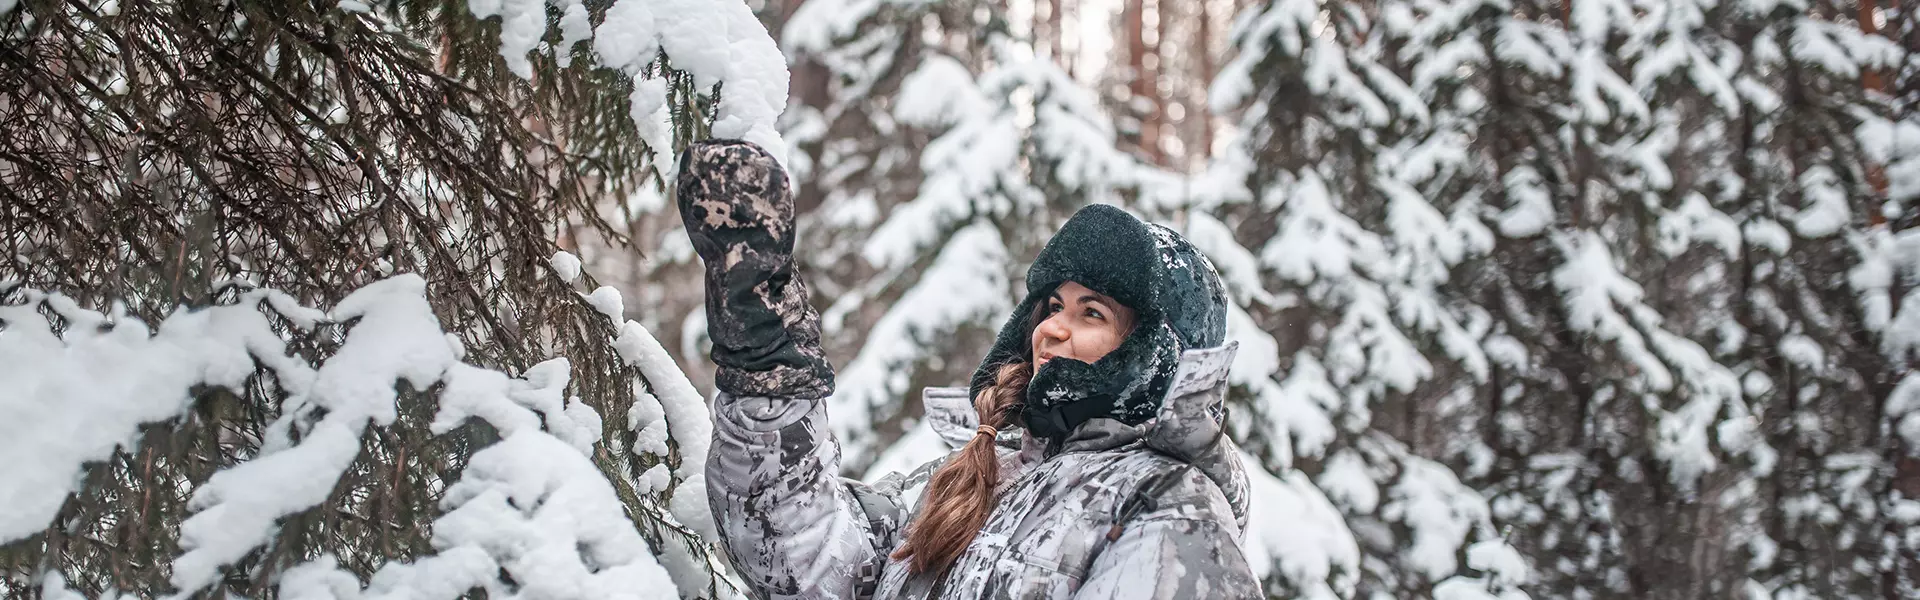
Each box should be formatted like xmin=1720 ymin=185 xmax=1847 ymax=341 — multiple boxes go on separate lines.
xmin=1020 ymin=320 xmax=1182 ymax=438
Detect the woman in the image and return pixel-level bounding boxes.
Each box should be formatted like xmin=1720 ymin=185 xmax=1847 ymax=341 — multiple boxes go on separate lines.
xmin=679 ymin=140 xmax=1261 ymax=600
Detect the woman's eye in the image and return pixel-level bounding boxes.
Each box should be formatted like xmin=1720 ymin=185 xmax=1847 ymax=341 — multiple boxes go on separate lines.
xmin=1085 ymin=308 xmax=1104 ymax=321
xmin=1047 ymin=302 xmax=1063 ymax=314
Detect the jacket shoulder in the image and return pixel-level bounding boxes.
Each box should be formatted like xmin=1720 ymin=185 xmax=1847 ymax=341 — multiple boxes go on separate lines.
xmin=1107 ymin=451 xmax=1237 ymax=526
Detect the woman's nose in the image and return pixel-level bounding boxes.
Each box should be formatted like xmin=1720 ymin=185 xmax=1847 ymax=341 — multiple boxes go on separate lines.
xmin=1036 ymin=313 xmax=1071 ymax=342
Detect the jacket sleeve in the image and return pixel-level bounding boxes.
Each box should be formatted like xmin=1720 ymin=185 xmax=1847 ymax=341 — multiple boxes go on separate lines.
xmin=678 ymin=140 xmax=903 ymax=600
xmin=1072 ymin=466 xmax=1264 ymax=600
xmin=706 ymin=392 xmax=903 ymax=600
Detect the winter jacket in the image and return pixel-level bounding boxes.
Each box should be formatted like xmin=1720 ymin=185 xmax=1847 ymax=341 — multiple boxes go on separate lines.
xmin=705 ymin=342 xmax=1264 ymax=600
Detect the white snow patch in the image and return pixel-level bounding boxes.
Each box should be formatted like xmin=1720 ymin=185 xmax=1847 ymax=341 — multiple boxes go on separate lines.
xmin=551 ymin=251 xmax=584 ymax=283
xmin=1241 ymin=451 xmax=1360 ymax=600
xmin=0 ymin=289 xmax=319 ymax=544
xmin=173 ymin=276 xmax=457 ymax=592
xmin=613 ymin=320 xmax=716 ymax=539
xmin=587 ymin=285 xmax=626 ymax=321
xmin=832 ymin=224 xmax=1010 ymax=467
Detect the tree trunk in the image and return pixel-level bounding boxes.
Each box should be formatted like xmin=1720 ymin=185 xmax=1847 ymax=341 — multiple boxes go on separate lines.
xmin=1126 ymin=0 xmax=1161 ymax=163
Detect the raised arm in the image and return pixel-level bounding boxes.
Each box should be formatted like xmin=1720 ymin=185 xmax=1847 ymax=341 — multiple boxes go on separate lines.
xmin=679 ymin=141 xmax=901 ymax=600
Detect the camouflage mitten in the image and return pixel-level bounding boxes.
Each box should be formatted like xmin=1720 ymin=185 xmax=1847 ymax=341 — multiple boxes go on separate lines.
xmin=676 ymin=140 xmax=835 ymax=399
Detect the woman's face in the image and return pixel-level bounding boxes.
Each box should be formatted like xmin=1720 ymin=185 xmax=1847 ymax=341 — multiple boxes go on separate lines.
xmin=1031 ymin=281 xmax=1136 ymax=370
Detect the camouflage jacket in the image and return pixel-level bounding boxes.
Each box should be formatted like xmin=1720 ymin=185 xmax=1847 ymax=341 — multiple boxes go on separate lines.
xmin=705 ymin=343 xmax=1263 ymax=600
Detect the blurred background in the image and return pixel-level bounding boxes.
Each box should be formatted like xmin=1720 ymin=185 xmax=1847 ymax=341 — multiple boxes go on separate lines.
xmin=569 ymin=0 xmax=1920 ymax=597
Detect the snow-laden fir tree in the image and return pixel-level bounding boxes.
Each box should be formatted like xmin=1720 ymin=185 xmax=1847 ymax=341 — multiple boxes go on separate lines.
xmin=781 ymin=0 xmax=1013 ymax=468
xmin=0 ymin=0 xmax=788 ymax=596
xmin=1204 ymin=0 xmax=1529 ymax=597
xmin=566 ymin=0 xmax=1012 ymax=460
xmin=1709 ymin=1 xmax=1907 ymax=597
xmin=1878 ymin=3 xmax=1920 ymax=592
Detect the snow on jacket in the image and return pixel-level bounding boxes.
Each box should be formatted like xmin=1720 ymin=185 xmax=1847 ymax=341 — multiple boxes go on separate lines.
xmin=705 ymin=342 xmax=1263 ymax=600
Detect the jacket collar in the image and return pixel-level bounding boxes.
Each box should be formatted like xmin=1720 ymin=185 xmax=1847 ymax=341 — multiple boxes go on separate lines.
xmin=921 ymin=342 xmax=1246 ymax=529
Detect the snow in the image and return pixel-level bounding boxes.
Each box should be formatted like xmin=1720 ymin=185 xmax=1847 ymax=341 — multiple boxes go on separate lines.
xmin=831 ymin=224 xmax=1010 ymax=467
xmin=174 ymin=276 xmax=458 ymax=593
xmin=1466 ymin=540 xmax=1531 ymax=586
xmin=1259 ymin=354 xmax=1343 ymax=468
xmin=435 ymin=363 xmax=544 ymax=439
xmin=1495 ymin=21 xmax=1564 ymax=78
xmin=1743 ymin=218 xmax=1792 ymax=254
xmin=1385 ymin=457 xmax=1493 ymax=580
xmin=1226 ymin=302 xmax=1282 ymax=389
xmin=429 ymin=431 xmax=679 ymax=598
xmin=1333 ymin=283 xmax=1431 ymax=394
xmin=595 ymin=0 xmax=660 ymax=72
xmin=556 ymin=0 xmax=592 ymax=68
xmin=467 ymin=0 xmax=546 ymax=79
xmin=1240 ymin=451 xmax=1360 ymax=600
xmin=1411 ymin=38 xmax=1489 ymax=94
xmin=0 ymin=289 xmax=315 ymax=543
xmin=0 ymin=274 xmax=711 ymax=599
xmin=1367 ymin=62 xmax=1430 ymax=123
xmin=1553 ymin=232 xmax=1671 ymax=392
xmin=895 ymin=55 xmax=991 ymax=129
xmin=1013 ymin=59 xmax=1169 ymax=199
xmin=1211 ymin=0 xmax=1315 ymax=113
xmin=1432 ymin=541 xmax=1533 ymax=600
xmin=1261 ymin=171 xmax=1388 ymax=284
xmin=1791 ymin=166 xmax=1850 ymax=238
xmin=781 ymin=0 xmax=884 ymax=58
xmin=1889 ymin=290 xmax=1920 ymax=364
xmin=655 ymin=0 xmax=791 ymax=158
xmin=587 ymin=285 xmax=626 ymax=321
xmin=628 ymin=389 xmax=671 ymax=457
xmin=1788 ymin=19 xmax=1861 ymax=79
xmin=1777 ymin=334 xmax=1824 ymax=370
xmin=1497 ymin=167 xmax=1554 ymax=237
xmin=1186 ymin=213 xmax=1278 ymax=307
xmin=1318 ymin=449 xmax=1380 ymax=513
xmin=1483 ymin=334 xmax=1529 ymax=370
xmin=617 ymin=85 xmax=672 ymax=172
xmin=551 ymin=251 xmax=584 ymax=283
xmin=1304 ymin=35 xmax=1391 ymax=127
xmin=1571 ymin=47 xmax=1619 ymax=124
xmin=1656 ymin=193 xmax=1743 ymax=259
xmin=1385 ymin=178 xmax=1467 ymax=282
xmin=15 ymin=275 xmax=705 ymax=597
xmin=582 ymin=0 xmax=793 ymax=164
xmin=516 ymin=359 xmax=604 ymax=455
xmin=612 ymin=320 xmax=716 ymax=539
xmin=864 ymin=112 xmax=1018 ymax=270
xmin=280 ymin=431 xmax=681 ymax=600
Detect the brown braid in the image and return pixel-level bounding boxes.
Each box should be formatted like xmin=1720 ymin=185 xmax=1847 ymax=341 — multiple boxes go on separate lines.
xmin=890 ymin=360 xmax=1032 ymax=575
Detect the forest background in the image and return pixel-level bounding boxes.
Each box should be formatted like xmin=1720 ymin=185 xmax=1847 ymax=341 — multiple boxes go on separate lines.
xmin=2 ymin=0 xmax=1918 ymax=599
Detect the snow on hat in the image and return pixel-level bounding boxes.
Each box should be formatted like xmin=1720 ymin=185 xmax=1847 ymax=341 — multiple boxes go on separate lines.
xmin=967 ymin=204 xmax=1229 ymax=441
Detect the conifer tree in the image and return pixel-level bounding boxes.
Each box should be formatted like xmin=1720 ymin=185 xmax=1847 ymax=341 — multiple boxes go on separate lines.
xmin=1721 ymin=0 xmax=1907 ymax=596
xmin=0 ymin=0 xmax=786 ymax=596
xmin=1206 ymin=0 xmax=1523 ymax=596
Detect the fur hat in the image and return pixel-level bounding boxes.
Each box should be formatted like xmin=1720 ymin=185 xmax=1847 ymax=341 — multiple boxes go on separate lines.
xmin=967 ymin=204 xmax=1229 ymax=440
